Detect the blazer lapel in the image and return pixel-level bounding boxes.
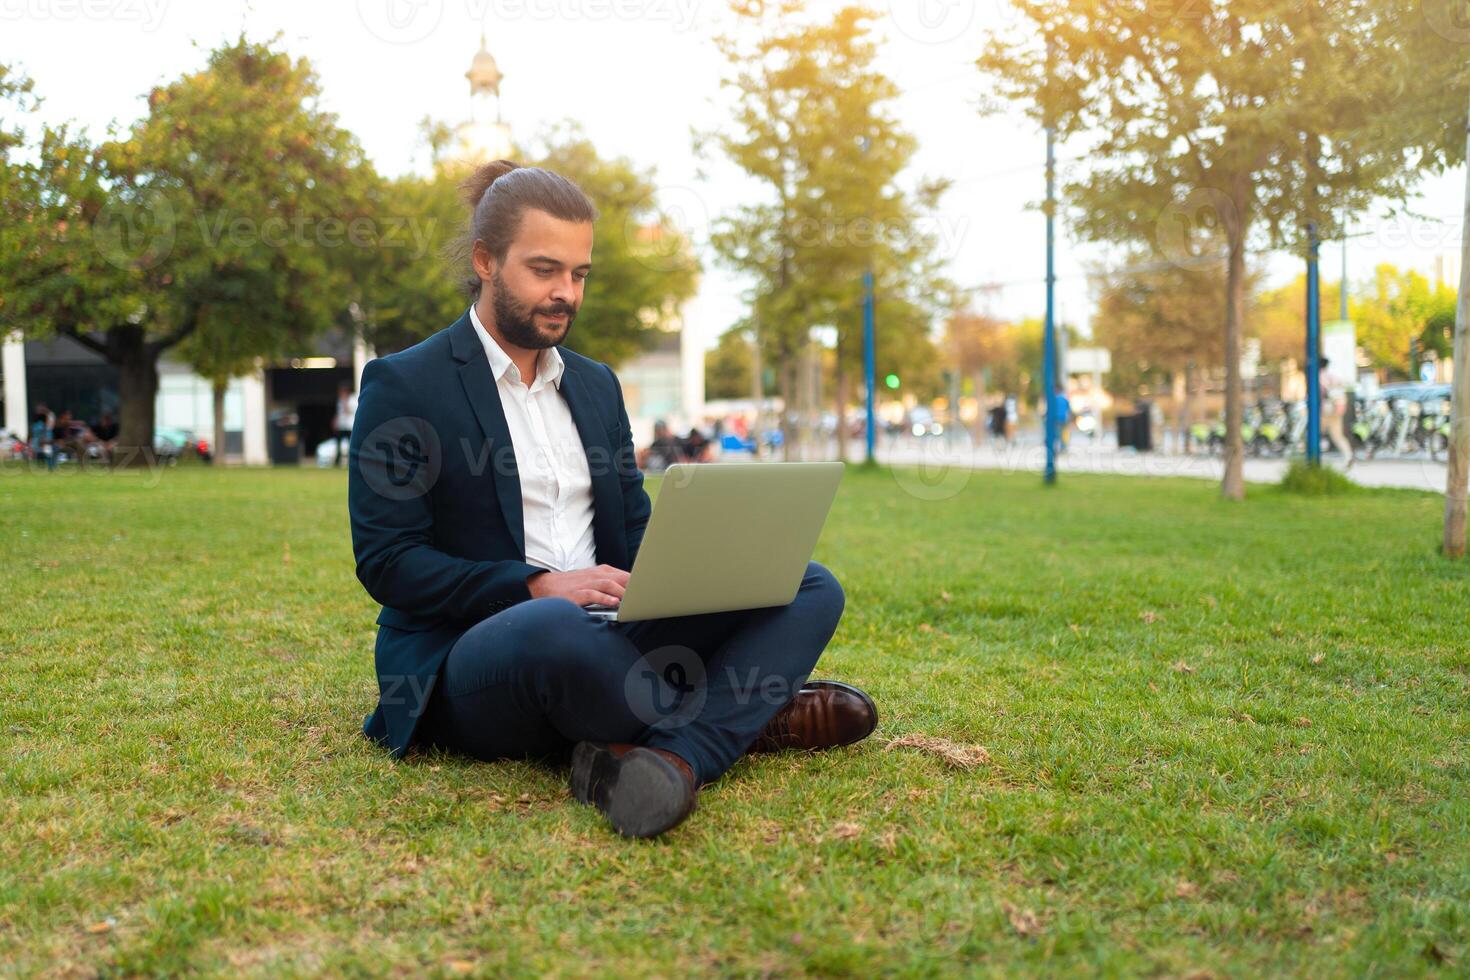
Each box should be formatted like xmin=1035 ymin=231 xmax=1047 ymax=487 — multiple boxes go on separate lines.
xmin=450 ymin=312 xmax=527 ymax=560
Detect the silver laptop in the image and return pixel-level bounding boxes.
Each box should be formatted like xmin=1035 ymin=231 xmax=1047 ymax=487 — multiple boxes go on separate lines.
xmin=583 ymin=461 xmax=843 ymax=622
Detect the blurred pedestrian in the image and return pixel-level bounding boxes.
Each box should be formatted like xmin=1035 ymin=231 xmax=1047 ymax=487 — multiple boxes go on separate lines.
xmin=90 ymin=411 xmax=119 ymax=462
xmin=1054 ymin=389 xmax=1073 ymax=453
xmin=681 ymin=427 xmax=711 ymax=463
xmin=52 ymin=410 xmax=87 ymax=465
xmin=333 ymin=382 xmax=357 ymax=467
xmin=30 ymin=403 xmax=55 ymax=470
xmin=1320 ymin=357 xmax=1353 ymax=469
xmin=637 ymin=419 xmax=685 ymax=473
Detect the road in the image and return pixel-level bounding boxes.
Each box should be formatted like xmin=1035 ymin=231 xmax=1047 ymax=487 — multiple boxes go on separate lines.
xmin=794 ymin=434 xmax=1456 ymax=494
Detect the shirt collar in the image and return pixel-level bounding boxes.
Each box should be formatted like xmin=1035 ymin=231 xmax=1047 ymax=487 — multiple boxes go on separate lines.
xmin=468 ymin=303 xmax=565 ymax=391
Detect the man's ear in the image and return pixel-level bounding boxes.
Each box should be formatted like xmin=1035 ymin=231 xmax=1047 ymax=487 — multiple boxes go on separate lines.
xmin=471 ymin=240 xmax=498 ymax=286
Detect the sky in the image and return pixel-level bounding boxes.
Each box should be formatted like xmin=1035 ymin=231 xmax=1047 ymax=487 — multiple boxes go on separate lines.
xmin=3 ymin=0 xmax=1464 ymax=353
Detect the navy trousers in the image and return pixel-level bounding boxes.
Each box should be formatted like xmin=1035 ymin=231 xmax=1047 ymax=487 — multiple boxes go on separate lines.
xmin=416 ymin=561 xmax=846 ymax=786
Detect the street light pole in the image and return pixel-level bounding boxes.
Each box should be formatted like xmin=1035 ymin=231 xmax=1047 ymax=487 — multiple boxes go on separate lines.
xmin=1042 ymin=39 xmax=1059 ymax=485
xmin=860 ymin=134 xmax=877 ymax=466
xmin=1306 ymin=222 xmax=1322 ymax=466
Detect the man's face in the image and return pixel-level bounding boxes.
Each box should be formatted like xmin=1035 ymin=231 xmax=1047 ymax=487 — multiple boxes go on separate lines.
xmin=477 ymin=209 xmax=593 ymax=350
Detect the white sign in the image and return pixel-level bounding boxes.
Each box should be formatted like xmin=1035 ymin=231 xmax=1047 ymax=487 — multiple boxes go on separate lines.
xmin=1066 ymin=348 xmax=1112 ymax=375
xmin=1322 ymin=320 xmax=1357 ymax=390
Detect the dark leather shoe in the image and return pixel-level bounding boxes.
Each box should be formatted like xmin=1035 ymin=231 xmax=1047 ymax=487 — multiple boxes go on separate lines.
xmin=746 ymin=679 xmax=878 ymax=754
xmin=569 ymin=742 xmax=699 ymax=838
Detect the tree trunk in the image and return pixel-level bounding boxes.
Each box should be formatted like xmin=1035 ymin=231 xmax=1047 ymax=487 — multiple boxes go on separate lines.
xmin=971 ymin=370 xmax=987 ymax=445
xmin=1221 ymin=201 xmax=1248 ymax=501
xmin=1443 ymin=88 xmax=1470 ymax=557
xmin=212 ymin=380 xmax=227 ymax=466
xmin=115 ymin=336 xmax=160 ymax=468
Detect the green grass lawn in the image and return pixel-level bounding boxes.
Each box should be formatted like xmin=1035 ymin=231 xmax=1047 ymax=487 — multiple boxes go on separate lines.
xmin=2 ymin=464 xmax=1467 ymax=976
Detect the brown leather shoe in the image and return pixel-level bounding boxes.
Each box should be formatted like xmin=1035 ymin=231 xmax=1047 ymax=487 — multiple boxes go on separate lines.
xmin=746 ymin=680 xmax=878 ymax=754
xmin=569 ymin=742 xmax=699 ymax=838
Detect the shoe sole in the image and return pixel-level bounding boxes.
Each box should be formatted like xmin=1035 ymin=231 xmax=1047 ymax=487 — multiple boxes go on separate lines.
xmin=798 ymin=679 xmax=880 ymax=746
xmin=569 ymin=741 xmax=602 ymax=806
xmin=569 ymin=742 xmax=697 ymax=838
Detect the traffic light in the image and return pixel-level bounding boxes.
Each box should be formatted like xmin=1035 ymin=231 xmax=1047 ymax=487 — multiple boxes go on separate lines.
xmin=884 ymin=374 xmax=900 ymax=390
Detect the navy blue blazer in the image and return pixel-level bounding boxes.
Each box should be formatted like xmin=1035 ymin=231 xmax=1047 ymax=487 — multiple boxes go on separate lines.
xmin=348 ymin=310 xmax=652 ymax=758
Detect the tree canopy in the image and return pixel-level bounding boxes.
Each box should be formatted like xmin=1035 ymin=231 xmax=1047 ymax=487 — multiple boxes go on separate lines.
xmin=703 ymin=0 xmax=954 ymax=458
xmin=1 ymin=36 xmax=371 ymax=456
xmin=980 ymin=0 xmax=1451 ymax=498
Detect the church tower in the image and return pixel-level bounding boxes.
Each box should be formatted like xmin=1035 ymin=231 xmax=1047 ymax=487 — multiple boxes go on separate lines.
xmin=454 ymin=33 xmax=514 ymax=162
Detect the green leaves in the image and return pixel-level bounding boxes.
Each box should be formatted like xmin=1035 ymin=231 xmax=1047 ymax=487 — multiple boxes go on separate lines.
xmin=702 ymin=2 xmax=954 ymax=406
xmin=1 ymin=38 xmax=379 ymax=446
xmin=978 ymin=0 xmax=1462 ymax=499
xmin=130 ymin=35 xmax=375 ymax=380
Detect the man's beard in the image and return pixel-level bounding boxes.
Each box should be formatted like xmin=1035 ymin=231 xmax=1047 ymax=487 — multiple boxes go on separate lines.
xmin=490 ymin=268 xmax=577 ymax=349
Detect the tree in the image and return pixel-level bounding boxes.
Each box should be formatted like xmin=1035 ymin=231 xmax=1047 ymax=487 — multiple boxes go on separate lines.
xmin=1090 ymin=255 xmax=1236 ymax=394
xmin=1249 ymin=273 xmax=1342 ymax=368
xmin=1254 ymin=266 xmax=1458 ymax=382
xmin=944 ymin=313 xmax=1076 ymax=424
xmin=1009 ymin=316 xmax=1081 ymax=411
xmin=1 ymin=37 xmax=372 ymax=460
xmin=702 ymin=0 xmax=954 ymax=460
xmin=355 ymin=166 xmax=469 ymax=356
xmin=1450 ymin=116 xmax=1470 ymax=553
xmin=946 ymin=309 xmax=1015 ymax=440
xmin=1380 ymin=0 xmax=1470 ymax=553
xmin=705 ymin=324 xmax=777 ymax=401
xmin=981 ymin=0 xmax=1435 ymax=499
xmin=1344 ymin=264 xmax=1457 ymax=377
xmin=0 ymin=63 xmax=33 ymax=164
xmin=1 ymin=79 xmax=149 ymax=449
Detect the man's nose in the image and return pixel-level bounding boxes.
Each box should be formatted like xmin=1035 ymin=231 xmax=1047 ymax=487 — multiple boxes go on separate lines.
xmin=548 ymin=273 xmax=578 ymax=304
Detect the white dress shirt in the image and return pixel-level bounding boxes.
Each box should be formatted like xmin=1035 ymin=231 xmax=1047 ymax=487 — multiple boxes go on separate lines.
xmin=469 ymin=305 xmax=598 ymax=573
xmin=333 ymin=392 xmax=357 ymax=432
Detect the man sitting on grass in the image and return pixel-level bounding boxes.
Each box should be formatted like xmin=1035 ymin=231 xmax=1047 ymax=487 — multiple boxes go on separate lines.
xmin=348 ymin=161 xmax=877 ymax=839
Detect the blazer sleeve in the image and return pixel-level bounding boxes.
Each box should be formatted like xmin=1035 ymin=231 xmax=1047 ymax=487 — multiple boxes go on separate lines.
xmin=606 ymin=363 xmax=652 ymax=566
xmin=349 ymin=357 xmax=544 ymax=621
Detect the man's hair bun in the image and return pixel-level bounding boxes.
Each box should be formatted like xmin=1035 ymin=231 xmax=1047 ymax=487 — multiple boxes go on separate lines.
xmin=460 ymin=159 xmax=521 ymax=209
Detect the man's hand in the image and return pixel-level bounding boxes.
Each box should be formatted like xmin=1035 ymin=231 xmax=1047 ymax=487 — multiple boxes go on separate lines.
xmin=527 ymin=565 xmax=630 ymax=607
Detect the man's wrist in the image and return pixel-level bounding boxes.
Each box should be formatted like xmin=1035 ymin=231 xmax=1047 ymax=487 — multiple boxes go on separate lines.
xmin=525 ymin=568 xmax=551 ymax=597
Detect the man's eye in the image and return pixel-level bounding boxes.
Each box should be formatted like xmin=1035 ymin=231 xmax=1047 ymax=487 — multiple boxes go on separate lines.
xmin=575 ymin=272 xmax=590 ymax=281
